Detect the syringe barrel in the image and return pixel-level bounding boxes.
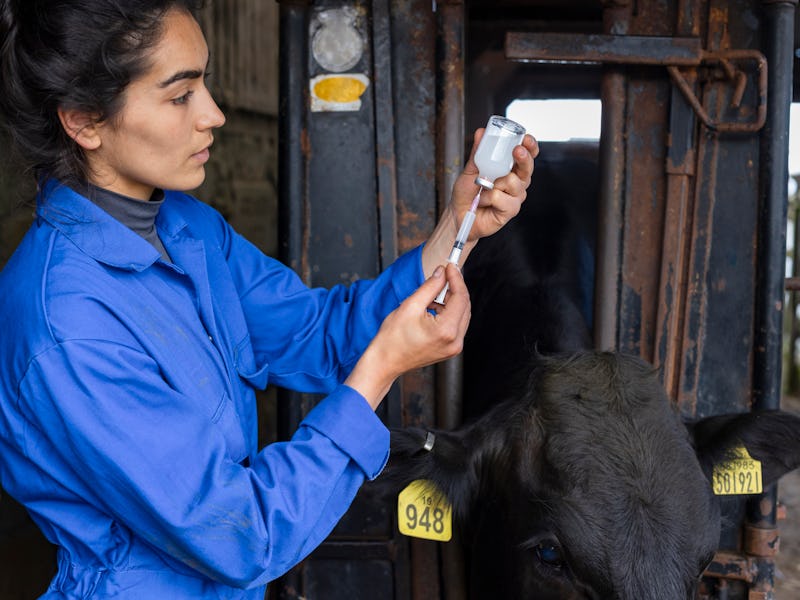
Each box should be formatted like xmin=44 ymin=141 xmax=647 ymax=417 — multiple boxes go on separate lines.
xmin=454 ymin=210 xmax=476 ymax=249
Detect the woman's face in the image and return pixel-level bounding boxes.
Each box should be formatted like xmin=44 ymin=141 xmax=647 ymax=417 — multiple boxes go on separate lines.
xmin=87 ymin=8 xmax=226 ymax=200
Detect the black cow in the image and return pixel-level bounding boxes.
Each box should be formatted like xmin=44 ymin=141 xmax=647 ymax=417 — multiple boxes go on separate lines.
xmin=381 ymin=350 xmax=800 ymax=599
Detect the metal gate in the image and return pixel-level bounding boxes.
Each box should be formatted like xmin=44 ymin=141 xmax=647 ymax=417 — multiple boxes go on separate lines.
xmin=273 ymin=1 xmax=796 ymax=598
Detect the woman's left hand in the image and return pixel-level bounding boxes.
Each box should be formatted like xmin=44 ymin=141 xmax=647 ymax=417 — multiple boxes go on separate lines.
xmin=421 ymin=129 xmax=539 ymax=278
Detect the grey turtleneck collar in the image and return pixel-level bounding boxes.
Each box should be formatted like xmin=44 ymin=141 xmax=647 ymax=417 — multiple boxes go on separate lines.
xmin=83 ymin=184 xmax=171 ymax=262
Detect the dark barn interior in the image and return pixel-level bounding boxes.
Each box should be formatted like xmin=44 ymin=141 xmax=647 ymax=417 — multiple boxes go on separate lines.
xmin=1 ymin=0 xmax=799 ymax=598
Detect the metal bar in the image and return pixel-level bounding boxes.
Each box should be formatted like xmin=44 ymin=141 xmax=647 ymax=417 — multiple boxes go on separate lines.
xmin=276 ymin=1 xmax=310 ymax=442
xmin=752 ymin=0 xmax=795 ymax=412
xmin=749 ymin=2 xmax=796 ymax=598
xmin=788 ymin=205 xmax=800 ymax=393
xmin=505 ymin=32 xmax=703 ymax=66
xmin=434 ymin=7 xmax=467 ymax=598
xmin=368 ymin=8 xmax=414 ymax=600
xmin=275 ymin=6 xmax=309 ymax=598
xmin=785 ymin=276 xmax=800 ymax=291
xmin=654 ymin=0 xmax=699 ymax=405
xmin=277 ymin=1 xmax=310 ymax=282
xmin=704 ymin=550 xmax=758 ymax=583
xmin=592 ymin=2 xmax=632 ymax=351
xmin=656 ymin=85 xmax=696 ymax=402
xmin=372 ymin=0 xmax=399 ymax=270
xmin=594 ymin=68 xmax=626 ymax=351
xmin=434 ymin=0 xmax=464 ymax=437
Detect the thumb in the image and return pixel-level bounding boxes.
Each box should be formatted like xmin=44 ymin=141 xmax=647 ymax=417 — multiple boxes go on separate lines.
xmin=415 ymin=265 xmax=448 ymax=307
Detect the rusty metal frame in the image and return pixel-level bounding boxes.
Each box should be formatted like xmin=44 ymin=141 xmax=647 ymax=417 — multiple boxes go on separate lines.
xmin=508 ymin=26 xmax=777 ymax=600
xmin=505 ymin=32 xmax=768 ymax=133
xmin=667 ymin=49 xmax=768 ymax=133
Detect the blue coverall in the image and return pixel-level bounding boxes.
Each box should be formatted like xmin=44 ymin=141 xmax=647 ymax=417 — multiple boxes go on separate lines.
xmin=0 ymin=179 xmax=424 ymax=598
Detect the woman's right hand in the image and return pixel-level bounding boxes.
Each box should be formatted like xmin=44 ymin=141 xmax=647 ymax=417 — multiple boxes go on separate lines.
xmin=344 ymin=263 xmax=471 ymax=410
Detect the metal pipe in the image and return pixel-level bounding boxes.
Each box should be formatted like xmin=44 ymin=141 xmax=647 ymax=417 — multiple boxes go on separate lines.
xmin=275 ymin=4 xmax=310 ymax=597
xmin=788 ymin=200 xmax=800 ymax=393
xmin=593 ymin=1 xmax=632 ymax=351
xmin=277 ymin=1 xmax=310 ymax=283
xmin=752 ymin=0 xmax=795 ymax=426
xmin=435 ymin=3 xmax=467 ymax=598
xmin=435 ymin=0 xmax=465 ymax=435
xmin=372 ymin=0 xmax=399 ymax=270
xmin=594 ymin=68 xmax=625 ymax=351
xmin=276 ymin=1 xmax=309 ymax=437
xmin=749 ymin=1 xmax=796 ymax=597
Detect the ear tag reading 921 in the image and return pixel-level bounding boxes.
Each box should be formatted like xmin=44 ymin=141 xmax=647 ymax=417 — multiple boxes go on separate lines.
xmin=398 ymin=479 xmax=452 ymax=542
xmin=712 ymin=447 xmax=763 ymax=496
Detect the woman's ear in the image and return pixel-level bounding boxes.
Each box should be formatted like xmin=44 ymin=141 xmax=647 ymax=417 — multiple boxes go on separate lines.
xmin=57 ymin=108 xmax=101 ymax=150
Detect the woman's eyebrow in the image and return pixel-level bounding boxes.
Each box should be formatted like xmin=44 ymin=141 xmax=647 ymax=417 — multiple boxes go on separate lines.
xmin=158 ymin=56 xmax=212 ymax=88
xmin=158 ymin=68 xmax=204 ymax=88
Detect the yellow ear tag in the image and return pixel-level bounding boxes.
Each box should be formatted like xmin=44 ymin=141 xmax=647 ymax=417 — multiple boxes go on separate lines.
xmin=397 ymin=479 xmax=452 ymax=542
xmin=712 ymin=447 xmax=763 ymax=495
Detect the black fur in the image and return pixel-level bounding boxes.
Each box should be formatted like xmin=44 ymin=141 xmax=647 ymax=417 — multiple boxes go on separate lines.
xmin=376 ymin=350 xmax=800 ymax=599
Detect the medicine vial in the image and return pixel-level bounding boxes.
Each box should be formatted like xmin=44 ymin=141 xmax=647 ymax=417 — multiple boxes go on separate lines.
xmin=473 ymin=115 xmax=526 ymax=189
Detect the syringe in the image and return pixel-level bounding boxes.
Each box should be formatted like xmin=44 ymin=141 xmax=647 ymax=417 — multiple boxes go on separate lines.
xmin=432 ymin=115 xmax=525 ymax=305
xmin=433 ymin=189 xmax=482 ymax=304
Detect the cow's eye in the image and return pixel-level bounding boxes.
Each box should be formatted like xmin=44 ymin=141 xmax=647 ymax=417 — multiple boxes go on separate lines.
xmin=535 ymin=540 xmax=566 ymax=570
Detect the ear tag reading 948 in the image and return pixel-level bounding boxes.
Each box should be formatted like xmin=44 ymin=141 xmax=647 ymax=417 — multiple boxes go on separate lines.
xmin=398 ymin=479 xmax=452 ymax=542
xmin=712 ymin=447 xmax=763 ymax=496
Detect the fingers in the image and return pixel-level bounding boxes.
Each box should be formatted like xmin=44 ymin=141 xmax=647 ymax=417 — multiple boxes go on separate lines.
xmin=510 ymin=133 xmax=538 ymax=187
xmin=443 ymin=263 xmax=472 ymax=334
xmin=444 ymin=127 xmax=537 ymax=242
xmin=377 ymin=263 xmax=470 ymax=371
xmin=418 ymin=263 xmax=470 ymax=330
xmin=487 ymin=133 xmax=537 ymax=207
xmin=435 ymin=260 xmax=468 ymax=303
xmin=523 ymin=133 xmax=540 ymax=159
xmin=420 ymin=260 xmax=466 ymax=298
xmin=425 ymin=264 xmax=470 ymax=355
xmin=442 ymin=262 xmax=468 ymax=308
xmin=418 ymin=264 xmax=448 ymax=308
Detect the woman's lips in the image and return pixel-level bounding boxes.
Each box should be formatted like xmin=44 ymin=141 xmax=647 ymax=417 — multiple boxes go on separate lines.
xmin=192 ymin=148 xmax=210 ymax=163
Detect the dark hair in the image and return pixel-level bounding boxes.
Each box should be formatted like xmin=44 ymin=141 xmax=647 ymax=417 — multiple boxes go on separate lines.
xmin=0 ymin=0 xmax=205 ymax=187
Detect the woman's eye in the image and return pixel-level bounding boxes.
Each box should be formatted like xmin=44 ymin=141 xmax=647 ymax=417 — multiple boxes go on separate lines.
xmin=535 ymin=541 xmax=566 ymax=570
xmin=172 ymin=91 xmax=194 ymax=105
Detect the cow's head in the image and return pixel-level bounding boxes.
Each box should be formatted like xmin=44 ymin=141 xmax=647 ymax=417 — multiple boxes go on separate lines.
xmin=378 ymin=351 xmax=800 ymax=599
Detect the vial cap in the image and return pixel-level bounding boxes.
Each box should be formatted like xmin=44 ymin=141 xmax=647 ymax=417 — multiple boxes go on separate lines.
xmin=475 ymin=176 xmax=494 ymax=190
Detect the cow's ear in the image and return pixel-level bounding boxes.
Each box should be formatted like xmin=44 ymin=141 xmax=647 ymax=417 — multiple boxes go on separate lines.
xmin=687 ymin=410 xmax=800 ymax=487
xmin=377 ymin=427 xmax=477 ymax=519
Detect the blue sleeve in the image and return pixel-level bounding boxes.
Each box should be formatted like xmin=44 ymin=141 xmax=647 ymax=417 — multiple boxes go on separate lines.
xmin=223 ymin=227 xmax=426 ymax=392
xmin=18 ymin=341 xmax=389 ymax=587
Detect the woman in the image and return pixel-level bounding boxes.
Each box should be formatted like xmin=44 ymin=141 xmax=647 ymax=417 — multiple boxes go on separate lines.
xmin=0 ymin=0 xmax=537 ymax=598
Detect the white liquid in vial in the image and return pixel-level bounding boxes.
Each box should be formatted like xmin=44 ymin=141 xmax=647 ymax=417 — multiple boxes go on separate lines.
xmin=474 ymin=134 xmax=519 ymax=183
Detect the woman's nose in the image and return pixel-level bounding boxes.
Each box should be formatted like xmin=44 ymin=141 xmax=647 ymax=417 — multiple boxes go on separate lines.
xmin=197 ymin=89 xmax=226 ymax=130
